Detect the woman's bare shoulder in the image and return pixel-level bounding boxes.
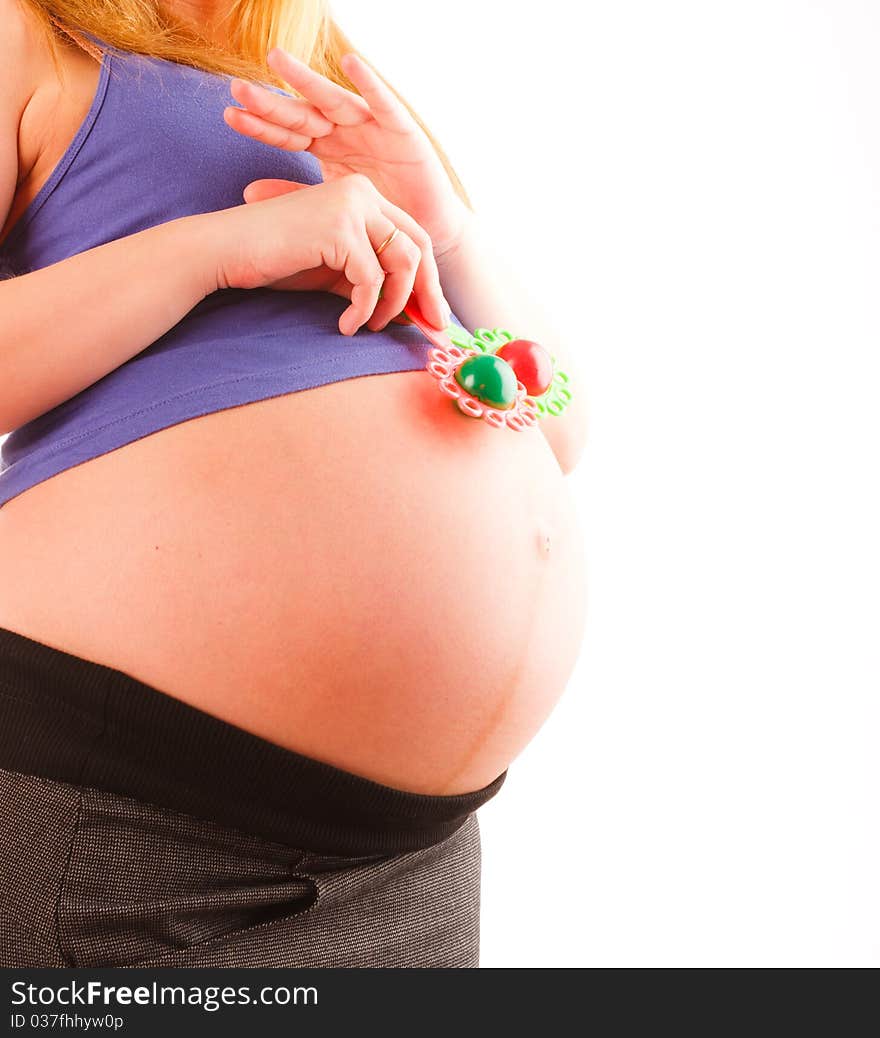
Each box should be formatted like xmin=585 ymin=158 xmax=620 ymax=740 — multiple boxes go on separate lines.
xmin=5 ymin=0 xmax=47 ymax=56
xmin=1 ymin=0 xmax=47 ymax=238
xmin=3 ymin=1 xmax=48 ymax=110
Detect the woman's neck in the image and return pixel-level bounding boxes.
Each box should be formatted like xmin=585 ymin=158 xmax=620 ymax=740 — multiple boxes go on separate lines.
xmin=163 ymin=0 xmax=235 ymax=49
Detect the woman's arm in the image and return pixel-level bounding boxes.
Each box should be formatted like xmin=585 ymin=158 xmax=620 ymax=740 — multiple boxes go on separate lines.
xmin=0 ymin=175 xmax=449 ymax=436
xmin=435 ymin=209 xmax=589 ymax=475
xmin=0 ymin=2 xmax=222 ymax=435
xmin=0 ymin=215 xmax=219 ymax=434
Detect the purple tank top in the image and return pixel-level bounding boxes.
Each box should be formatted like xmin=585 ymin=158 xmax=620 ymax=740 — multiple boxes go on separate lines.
xmin=0 ymin=35 xmax=459 ymax=509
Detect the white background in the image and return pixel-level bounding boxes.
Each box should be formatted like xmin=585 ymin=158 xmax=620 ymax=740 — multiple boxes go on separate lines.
xmin=3 ymin=1 xmax=876 ymax=968
xmin=333 ymin=0 xmax=880 ymax=966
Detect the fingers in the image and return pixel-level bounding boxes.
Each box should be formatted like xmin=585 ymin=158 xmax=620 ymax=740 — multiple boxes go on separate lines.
xmin=339 ymin=211 xmax=445 ymax=338
xmin=228 ymin=78 xmax=335 ymax=146
xmin=243 ymin=179 xmax=310 ymax=203
xmin=366 ymin=220 xmax=419 ymax=332
xmin=371 ymin=198 xmax=449 ymax=332
xmin=338 ymin=53 xmax=413 ymax=134
xmin=267 ymin=48 xmax=371 ymax=126
xmin=223 ymin=102 xmax=314 ymax=152
xmin=338 ymin=226 xmax=388 ymax=336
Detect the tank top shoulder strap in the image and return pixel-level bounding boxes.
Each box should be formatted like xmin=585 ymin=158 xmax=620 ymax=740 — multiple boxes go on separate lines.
xmin=74 ymin=28 xmax=119 ymax=56
xmin=46 ymin=24 xmax=121 ymax=71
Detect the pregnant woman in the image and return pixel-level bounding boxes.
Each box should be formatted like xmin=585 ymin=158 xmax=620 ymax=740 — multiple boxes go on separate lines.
xmin=0 ymin=0 xmax=588 ymax=968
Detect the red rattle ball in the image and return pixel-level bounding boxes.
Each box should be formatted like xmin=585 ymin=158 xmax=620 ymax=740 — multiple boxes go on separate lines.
xmin=493 ymin=339 xmax=555 ymax=398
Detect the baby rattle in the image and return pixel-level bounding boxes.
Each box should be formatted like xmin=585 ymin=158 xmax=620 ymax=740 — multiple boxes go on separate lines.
xmin=401 ymin=293 xmax=573 ymax=432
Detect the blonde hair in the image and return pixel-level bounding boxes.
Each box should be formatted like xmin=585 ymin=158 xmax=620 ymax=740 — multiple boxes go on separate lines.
xmin=19 ymin=0 xmax=472 ymax=208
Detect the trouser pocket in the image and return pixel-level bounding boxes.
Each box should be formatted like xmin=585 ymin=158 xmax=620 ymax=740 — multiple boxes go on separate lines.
xmin=56 ymin=785 xmax=317 ymax=968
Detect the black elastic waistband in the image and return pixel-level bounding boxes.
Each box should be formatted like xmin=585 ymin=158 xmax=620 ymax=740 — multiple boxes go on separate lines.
xmin=0 ymin=625 xmax=505 ymax=856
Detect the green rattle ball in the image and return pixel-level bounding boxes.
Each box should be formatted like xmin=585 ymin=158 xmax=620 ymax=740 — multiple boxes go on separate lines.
xmin=454 ymin=354 xmax=519 ymax=411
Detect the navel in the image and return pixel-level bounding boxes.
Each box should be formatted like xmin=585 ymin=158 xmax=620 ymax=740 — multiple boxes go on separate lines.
xmin=536 ymin=525 xmax=555 ymax=557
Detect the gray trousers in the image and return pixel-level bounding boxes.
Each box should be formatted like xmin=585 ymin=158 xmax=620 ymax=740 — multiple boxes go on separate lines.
xmin=0 ymin=766 xmax=481 ymax=968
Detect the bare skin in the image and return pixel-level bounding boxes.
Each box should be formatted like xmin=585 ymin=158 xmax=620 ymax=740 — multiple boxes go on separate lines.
xmin=0 ymin=5 xmax=587 ymax=795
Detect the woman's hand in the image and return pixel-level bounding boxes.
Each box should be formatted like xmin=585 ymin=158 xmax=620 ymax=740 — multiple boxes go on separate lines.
xmin=212 ymin=172 xmax=449 ymax=336
xmin=223 ymin=48 xmax=473 ymax=260
xmin=238 ymin=177 xmax=414 ymax=328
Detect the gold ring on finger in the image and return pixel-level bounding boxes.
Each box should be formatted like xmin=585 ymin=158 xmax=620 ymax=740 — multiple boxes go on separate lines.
xmin=375 ymin=226 xmax=399 ymax=257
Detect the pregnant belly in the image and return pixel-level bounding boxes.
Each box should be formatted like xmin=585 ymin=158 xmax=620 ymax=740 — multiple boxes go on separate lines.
xmin=0 ymin=369 xmax=587 ymax=794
